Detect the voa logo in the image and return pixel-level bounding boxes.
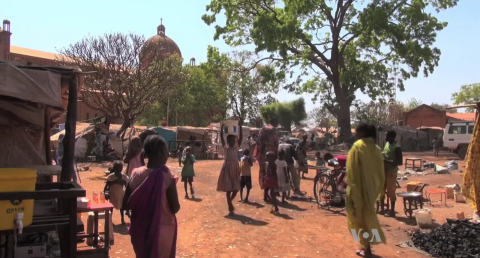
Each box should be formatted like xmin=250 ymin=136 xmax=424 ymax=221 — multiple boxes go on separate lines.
xmin=350 ymin=229 xmax=382 ymax=243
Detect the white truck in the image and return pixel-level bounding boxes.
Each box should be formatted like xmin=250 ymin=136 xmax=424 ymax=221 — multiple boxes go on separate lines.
xmin=443 ymin=120 xmax=475 ymax=159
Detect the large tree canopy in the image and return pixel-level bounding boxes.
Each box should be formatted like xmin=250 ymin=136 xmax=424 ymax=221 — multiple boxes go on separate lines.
xmin=138 ymin=47 xmax=228 ymax=127
xmin=202 ymin=0 xmax=458 ymax=141
xmin=58 ymin=32 xmax=187 ymax=134
xmin=451 ymin=83 xmax=480 ymax=112
xmin=351 ymin=100 xmax=404 ymax=126
xmin=260 ymin=98 xmax=307 ymax=131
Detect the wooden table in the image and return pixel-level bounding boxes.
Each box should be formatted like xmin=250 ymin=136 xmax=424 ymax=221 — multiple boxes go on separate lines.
xmin=425 ymin=189 xmax=447 ymax=206
xmin=404 ymin=158 xmax=423 ymax=172
xmin=77 ymin=202 xmax=113 ymax=258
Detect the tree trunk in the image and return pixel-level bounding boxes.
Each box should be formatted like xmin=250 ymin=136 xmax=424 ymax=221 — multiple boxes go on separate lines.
xmin=117 ymin=118 xmax=131 ymax=137
xmin=336 ymin=99 xmax=352 ymax=143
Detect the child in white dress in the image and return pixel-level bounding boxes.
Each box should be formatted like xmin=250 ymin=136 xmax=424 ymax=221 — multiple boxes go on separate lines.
xmin=275 ymin=149 xmax=290 ymax=204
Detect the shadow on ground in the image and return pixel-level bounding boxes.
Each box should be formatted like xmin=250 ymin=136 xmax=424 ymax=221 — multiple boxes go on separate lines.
xmin=224 ymin=214 xmax=269 ymax=226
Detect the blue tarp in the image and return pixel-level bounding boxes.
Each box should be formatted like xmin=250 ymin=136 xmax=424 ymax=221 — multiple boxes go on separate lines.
xmin=152 ymin=127 xmax=177 ymax=150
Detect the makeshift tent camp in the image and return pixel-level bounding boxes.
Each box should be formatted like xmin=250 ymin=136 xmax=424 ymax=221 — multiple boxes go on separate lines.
xmin=378 ymin=126 xmax=428 ymax=151
xmin=176 ymin=126 xmax=208 ymax=158
xmin=0 ymin=61 xmax=89 ymax=181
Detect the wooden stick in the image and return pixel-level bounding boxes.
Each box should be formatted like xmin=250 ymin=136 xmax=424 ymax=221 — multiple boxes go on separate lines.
xmin=445 ymin=104 xmax=477 ymax=109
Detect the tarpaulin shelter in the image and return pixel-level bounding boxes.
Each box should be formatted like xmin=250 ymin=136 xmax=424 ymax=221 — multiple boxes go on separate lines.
xmin=377 ymin=125 xmax=428 ymax=151
xmin=151 ymin=126 xmax=177 ymax=150
xmin=177 ymin=126 xmax=209 ymax=158
xmin=0 ymin=61 xmax=92 ymax=181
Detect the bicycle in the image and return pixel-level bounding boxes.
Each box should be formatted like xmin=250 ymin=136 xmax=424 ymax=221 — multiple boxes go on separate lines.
xmin=313 ymin=167 xmax=346 ymax=211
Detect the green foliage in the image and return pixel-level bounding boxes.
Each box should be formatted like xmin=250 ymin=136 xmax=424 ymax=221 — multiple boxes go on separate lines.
xmin=451 ymin=83 xmax=480 ymax=112
xmin=138 ymin=46 xmax=228 ymax=127
xmin=260 ymin=98 xmax=307 ymax=131
xmin=403 ymin=98 xmax=423 ymax=112
xmin=430 ymin=102 xmax=456 ymax=113
xmin=308 ymin=107 xmax=337 ymax=130
xmin=351 ymin=100 xmax=404 ymax=126
xmin=224 ymin=50 xmax=282 ymax=123
xmin=202 ymin=0 xmax=458 ymax=141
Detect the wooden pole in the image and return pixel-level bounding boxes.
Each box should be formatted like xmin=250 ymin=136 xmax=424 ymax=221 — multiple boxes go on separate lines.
xmin=42 ymin=107 xmax=53 ymax=182
xmin=61 ymin=76 xmax=78 ymax=182
xmin=166 ymin=95 xmax=170 ymax=126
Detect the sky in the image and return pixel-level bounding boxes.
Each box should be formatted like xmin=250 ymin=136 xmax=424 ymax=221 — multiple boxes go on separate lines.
xmin=3 ymin=0 xmax=479 ymax=113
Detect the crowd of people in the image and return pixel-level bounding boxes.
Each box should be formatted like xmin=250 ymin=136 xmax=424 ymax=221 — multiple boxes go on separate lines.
xmin=99 ymin=118 xmax=405 ymax=258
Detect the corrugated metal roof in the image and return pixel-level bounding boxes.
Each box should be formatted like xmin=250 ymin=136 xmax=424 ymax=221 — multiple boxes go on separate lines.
xmin=447 ymin=113 xmax=476 ymax=121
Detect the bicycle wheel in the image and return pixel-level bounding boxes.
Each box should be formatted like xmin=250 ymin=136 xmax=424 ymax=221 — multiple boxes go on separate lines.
xmin=314 ymin=174 xmax=335 ymax=208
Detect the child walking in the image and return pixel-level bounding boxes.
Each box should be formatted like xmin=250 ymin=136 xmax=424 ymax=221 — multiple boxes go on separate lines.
xmin=217 ymin=121 xmax=243 ymax=216
xmin=239 ymin=149 xmax=253 ymax=203
xmin=104 ymin=161 xmax=129 ymax=224
xmin=315 ymin=151 xmax=325 ymax=175
xmin=263 ymin=151 xmax=279 ymax=213
xmin=275 ymin=149 xmax=290 ymax=204
xmin=177 ymin=144 xmax=184 ymax=167
xmin=181 ymin=147 xmax=195 ymax=198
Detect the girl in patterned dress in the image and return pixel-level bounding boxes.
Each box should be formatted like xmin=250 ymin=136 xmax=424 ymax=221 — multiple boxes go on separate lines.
xmin=217 ymin=121 xmax=243 ymax=216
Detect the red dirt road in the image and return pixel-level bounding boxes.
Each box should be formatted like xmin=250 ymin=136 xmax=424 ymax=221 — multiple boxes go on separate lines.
xmin=77 ymin=151 xmax=472 ymax=258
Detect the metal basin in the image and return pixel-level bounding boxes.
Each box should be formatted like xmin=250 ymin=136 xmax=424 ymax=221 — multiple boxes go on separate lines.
xmin=396 ymin=191 xmax=422 ymax=198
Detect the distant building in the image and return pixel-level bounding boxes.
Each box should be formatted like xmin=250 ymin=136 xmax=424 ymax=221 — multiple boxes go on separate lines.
xmin=0 ymin=18 xmax=183 ymax=125
xmin=403 ymin=104 xmax=475 ymax=128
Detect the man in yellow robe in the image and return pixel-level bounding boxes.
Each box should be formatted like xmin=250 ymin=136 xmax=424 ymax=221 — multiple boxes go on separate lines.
xmin=463 ymin=105 xmax=480 ymax=220
xmin=346 ymin=124 xmax=386 ymax=257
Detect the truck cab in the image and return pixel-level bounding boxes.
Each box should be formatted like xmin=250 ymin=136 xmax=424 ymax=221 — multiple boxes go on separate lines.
xmin=443 ymin=120 xmax=474 ymax=159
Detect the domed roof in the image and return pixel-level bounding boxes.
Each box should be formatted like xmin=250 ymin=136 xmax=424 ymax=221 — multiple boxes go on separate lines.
xmin=141 ymin=20 xmax=182 ymax=65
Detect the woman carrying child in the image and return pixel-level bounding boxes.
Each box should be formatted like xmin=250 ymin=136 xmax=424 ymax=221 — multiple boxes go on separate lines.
xmin=275 ymin=149 xmax=290 ymax=204
xmin=104 ymin=160 xmax=129 ymax=224
xmin=217 ymin=120 xmax=243 ymax=216
xmin=181 ymin=147 xmax=195 ymax=199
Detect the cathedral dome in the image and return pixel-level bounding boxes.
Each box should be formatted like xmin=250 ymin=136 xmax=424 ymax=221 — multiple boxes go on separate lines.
xmin=141 ymin=20 xmax=182 ymax=66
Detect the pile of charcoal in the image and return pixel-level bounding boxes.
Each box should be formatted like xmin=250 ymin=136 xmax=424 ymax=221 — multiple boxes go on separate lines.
xmin=412 ymin=219 xmax=480 ymax=258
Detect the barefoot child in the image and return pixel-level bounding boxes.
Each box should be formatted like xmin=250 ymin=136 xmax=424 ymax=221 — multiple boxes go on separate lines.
xmin=264 ymin=151 xmax=279 ymax=213
xmin=217 ymin=120 xmax=243 ymax=216
xmin=181 ymin=147 xmax=195 ymax=198
xmin=315 ymin=151 xmax=325 ymax=175
xmin=275 ymin=149 xmax=290 ymax=204
xmin=104 ymin=161 xmax=129 ymax=224
xmin=177 ymin=144 xmax=184 ymax=167
xmin=239 ymin=149 xmax=253 ymax=202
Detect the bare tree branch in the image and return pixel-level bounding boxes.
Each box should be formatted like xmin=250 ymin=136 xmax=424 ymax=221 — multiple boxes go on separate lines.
xmin=58 ymin=32 xmax=187 ymax=134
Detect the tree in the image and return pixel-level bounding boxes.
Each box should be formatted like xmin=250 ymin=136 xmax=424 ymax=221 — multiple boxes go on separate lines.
xmin=404 ymin=98 xmax=423 ymax=112
xmin=260 ymin=98 xmax=307 ymax=131
xmin=223 ymin=50 xmax=280 ymax=123
xmin=137 ymin=55 xmax=228 ymax=127
xmin=451 ymin=83 xmax=480 ymax=112
xmin=351 ymin=101 xmax=404 ymax=126
xmin=58 ymin=32 xmax=187 ymax=135
xmin=430 ymin=102 xmax=457 ymax=113
xmin=202 ymin=0 xmax=458 ymax=141
xmin=309 ymin=107 xmax=337 ymax=132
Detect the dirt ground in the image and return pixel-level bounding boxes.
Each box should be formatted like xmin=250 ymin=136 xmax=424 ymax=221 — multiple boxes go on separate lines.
xmin=76 ymin=150 xmax=473 ymax=258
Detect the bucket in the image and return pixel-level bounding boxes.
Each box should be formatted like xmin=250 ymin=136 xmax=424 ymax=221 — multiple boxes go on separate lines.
xmin=0 ymin=168 xmax=37 ymax=230
xmin=223 ymin=120 xmax=239 ymax=136
xmin=414 ymin=208 xmax=433 ymax=228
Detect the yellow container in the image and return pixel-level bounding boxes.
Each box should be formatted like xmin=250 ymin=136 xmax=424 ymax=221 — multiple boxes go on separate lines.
xmin=0 ymin=168 xmax=37 ymax=230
